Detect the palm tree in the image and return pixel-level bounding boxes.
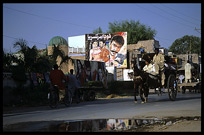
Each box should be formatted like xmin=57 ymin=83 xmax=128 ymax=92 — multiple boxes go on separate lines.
xmin=13 ymin=38 xmax=38 ymax=72
xmin=50 ymin=44 xmax=73 ymax=69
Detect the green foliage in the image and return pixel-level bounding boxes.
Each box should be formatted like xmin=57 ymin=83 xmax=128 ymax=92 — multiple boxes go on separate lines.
xmin=169 ymin=35 xmax=201 ymax=55
xmin=4 ymin=38 xmax=73 ymax=107
xmin=7 ymin=38 xmax=54 ymax=73
xmin=13 ymin=39 xmax=39 ymax=72
xmin=107 ymin=20 xmax=157 ymax=44
xmin=33 ymin=56 xmax=52 ymax=73
xmin=93 ymin=27 xmax=103 ymax=34
xmin=3 ymin=51 xmax=15 ymax=72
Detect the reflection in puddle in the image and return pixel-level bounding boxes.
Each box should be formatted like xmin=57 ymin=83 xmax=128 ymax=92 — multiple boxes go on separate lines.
xmin=3 ymin=117 xmax=200 ymax=132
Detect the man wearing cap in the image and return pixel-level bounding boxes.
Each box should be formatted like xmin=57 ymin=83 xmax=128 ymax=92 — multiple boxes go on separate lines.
xmin=152 ymin=48 xmax=165 ymax=91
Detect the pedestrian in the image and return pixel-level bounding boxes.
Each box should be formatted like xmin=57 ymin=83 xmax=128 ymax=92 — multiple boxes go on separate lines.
xmin=68 ymin=69 xmax=80 ymax=103
xmin=185 ymin=60 xmax=192 ymax=83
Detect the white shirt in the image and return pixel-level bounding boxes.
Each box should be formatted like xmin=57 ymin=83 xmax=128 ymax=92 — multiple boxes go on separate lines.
xmin=143 ymin=63 xmax=159 ymax=75
xmin=185 ymin=63 xmax=192 ymax=80
xmin=143 ymin=63 xmax=154 ymax=73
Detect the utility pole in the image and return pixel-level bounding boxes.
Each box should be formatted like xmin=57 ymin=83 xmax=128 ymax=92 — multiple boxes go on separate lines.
xmin=195 ymin=27 xmax=201 ymax=34
xmin=189 ymin=39 xmax=192 ymax=64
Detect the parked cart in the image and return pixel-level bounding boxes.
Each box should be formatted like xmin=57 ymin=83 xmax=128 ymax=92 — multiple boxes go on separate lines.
xmin=178 ymin=81 xmax=201 ymax=94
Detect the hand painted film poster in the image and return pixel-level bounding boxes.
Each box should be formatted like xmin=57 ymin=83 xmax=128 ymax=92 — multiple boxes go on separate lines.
xmin=73 ymin=59 xmax=107 ymax=88
xmin=85 ymin=32 xmax=127 ymax=68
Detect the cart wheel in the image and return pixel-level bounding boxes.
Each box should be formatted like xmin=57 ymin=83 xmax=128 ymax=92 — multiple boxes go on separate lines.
xmin=167 ymin=74 xmax=177 ymax=101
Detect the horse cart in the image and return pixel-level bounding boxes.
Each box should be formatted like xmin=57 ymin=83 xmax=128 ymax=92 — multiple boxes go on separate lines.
xmin=129 ymin=51 xmax=178 ymax=103
xmin=177 ymin=63 xmax=201 ymax=94
xmin=178 ymin=81 xmax=201 ymax=94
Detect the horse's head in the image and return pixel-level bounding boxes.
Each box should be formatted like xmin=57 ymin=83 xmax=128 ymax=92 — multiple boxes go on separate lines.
xmin=131 ymin=59 xmax=140 ymax=76
xmin=131 ymin=58 xmax=148 ymax=83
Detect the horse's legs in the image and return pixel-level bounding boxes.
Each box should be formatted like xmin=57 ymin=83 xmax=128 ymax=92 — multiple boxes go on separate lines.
xmin=139 ymin=85 xmax=145 ymax=103
xmin=144 ymin=90 xmax=148 ymax=103
xmin=143 ymin=84 xmax=149 ymax=103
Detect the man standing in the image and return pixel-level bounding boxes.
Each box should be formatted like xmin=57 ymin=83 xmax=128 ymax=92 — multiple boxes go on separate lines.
xmin=68 ymin=69 xmax=80 ymax=103
xmin=185 ymin=60 xmax=192 ymax=83
xmin=152 ymin=48 xmax=165 ymax=91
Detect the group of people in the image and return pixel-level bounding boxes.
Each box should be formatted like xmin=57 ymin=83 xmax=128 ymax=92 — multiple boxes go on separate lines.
xmin=49 ymin=64 xmax=80 ymax=103
xmin=49 ymin=48 xmax=165 ymax=102
xmin=89 ymin=34 xmax=127 ymax=68
xmin=142 ymin=48 xmax=165 ymax=91
xmin=142 ymin=48 xmax=193 ymax=90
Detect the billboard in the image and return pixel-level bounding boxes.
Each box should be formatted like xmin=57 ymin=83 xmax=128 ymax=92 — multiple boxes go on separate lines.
xmin=73 ymin=59 xmax=107 ymax=88
xmin=68 ymin=35 xmax=85 ymax=48
xmin=85 ymin=32 xmax=127 ymax=68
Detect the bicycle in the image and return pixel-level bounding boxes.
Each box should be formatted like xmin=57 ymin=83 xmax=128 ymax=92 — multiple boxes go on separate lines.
xmin=48 ymin=83 xmax=72 ymax=108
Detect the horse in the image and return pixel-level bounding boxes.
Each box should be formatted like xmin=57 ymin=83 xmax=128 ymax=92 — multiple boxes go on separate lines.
xmin=130 ymin=59 xmax=162 ymax=103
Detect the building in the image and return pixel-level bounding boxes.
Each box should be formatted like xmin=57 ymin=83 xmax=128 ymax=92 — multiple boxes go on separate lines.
xmin=169 ymin=53 xmax=200 ymax=70
xmin=128 ymin=39 xmax=159 ymax=67
xmin=128 ymin=39 xmax=160 ymax=53
xmin=48 ymin=36 xmax=69 ymax=73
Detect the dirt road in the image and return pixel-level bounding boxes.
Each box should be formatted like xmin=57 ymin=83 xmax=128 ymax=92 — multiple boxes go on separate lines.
xmin=129 ymin=119 xmax=201 ymax=132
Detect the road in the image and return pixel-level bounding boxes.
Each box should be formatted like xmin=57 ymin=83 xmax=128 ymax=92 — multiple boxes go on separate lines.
xmin=3 ymin=92 xmax=201 ymax=131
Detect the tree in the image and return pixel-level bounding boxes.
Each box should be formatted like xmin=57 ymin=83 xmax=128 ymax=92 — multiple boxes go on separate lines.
xmin=50 ymin=44 xmax=73 ymax=69
xmin=33 ymin=56 xmax=51 ymax=73
xmin=93 ymin=27 xmax=103 ymax=34
xmin=107 ymin=20 xmax=157 ymax=44
xmin=12 ymin=38 xmax=54 ymax=73
xmin=168 ymin=35 xmax=201 ymax=55
xmin=13 ymin=38 xmax=38 ymax=72
xmin=3 ymin=51 xmax=14 ymax=72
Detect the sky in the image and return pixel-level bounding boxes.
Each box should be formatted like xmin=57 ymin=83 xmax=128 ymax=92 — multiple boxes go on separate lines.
xmin=3 ymin=3 xmax=201 ymax=53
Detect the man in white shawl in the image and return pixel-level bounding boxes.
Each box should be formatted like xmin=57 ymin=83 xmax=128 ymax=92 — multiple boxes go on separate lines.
xmin=185 ymin=60 xmax=192 ymax=83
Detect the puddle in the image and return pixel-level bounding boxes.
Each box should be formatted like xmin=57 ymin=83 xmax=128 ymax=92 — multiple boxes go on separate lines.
xmin=3 ymin=116 xmax=201 ymax=132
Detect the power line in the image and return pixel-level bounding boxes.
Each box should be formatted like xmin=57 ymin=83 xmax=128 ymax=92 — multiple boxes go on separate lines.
xmin=152 ymin=4 xmax=199 ymax=26
xmin=155 ymin=35 xmax=172 ymax=42
xmin=155 ymin=36 xmax=173 ymax=47
xmin=3 ymin=35 xmax=47 ymax=46
xmin=136 ymin=4 xmax=196 ymax=29
xmin=162 ymin=4 xmax=201 ymax=22
xmin=3 ymin=6 xmax=95 ymax=29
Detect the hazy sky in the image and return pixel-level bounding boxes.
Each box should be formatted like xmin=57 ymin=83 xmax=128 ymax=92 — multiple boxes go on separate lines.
xmin=3 ymin=3 xmax=201 ymax=53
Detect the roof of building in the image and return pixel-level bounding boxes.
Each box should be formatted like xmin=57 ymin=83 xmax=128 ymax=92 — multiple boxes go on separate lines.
xmin=48 ymin=36 xmax=68 ymax=46
xmin=127 ymin=39 xmax=160 ymax=53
